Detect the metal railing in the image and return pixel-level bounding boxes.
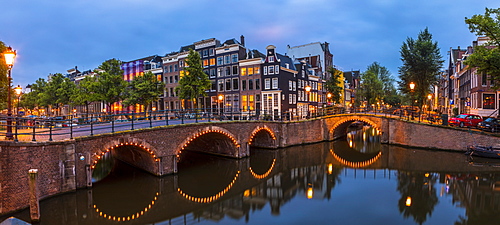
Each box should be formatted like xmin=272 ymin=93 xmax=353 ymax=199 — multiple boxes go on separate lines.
xmin=0 ymin=106 xmax=457 ymax=143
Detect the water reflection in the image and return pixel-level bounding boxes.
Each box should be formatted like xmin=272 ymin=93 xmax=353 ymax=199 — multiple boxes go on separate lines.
xmin=4 ymin=128 xmax=500 ymax=224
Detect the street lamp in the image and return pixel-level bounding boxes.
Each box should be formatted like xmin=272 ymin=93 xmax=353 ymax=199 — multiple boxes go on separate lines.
xmin=3 ymin=47 xmax=16 ymax=140
xmin=14 ymin=85 xmax=22 ymax=115
xmin=218 ymin=94 xmax=224 ymax=119
xmin=427 ymin=94 xmax=432 ymax=122
xmin=305 ymin=85 xmax=311 ymax=118
xmin=409 ymin=82 xmax=415 ymax=120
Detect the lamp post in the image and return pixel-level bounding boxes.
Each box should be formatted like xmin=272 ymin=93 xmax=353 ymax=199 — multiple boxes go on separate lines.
xmin=409 ymin=82 xmax=415 ymax=120
xmin=427 ymin=94 xmax=432 ymax=122
xmin=305 ymin=85 xmax=311 ymax=119
xmin=14 ymin=85 xmax=22 ymax=115
xmin=218 ymin=94 xmax=224 ymax=119
xmin=3 ymin=47 xmax=16 ymax=140
xmin=14 ymin=85 xmax=22 ymax=142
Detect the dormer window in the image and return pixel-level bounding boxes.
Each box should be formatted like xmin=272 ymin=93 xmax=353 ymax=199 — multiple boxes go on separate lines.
xmin=269 ymin=56 xmax=275 ymax=62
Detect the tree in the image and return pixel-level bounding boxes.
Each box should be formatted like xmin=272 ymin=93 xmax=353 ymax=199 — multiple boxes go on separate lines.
xmin=21 ymin=78 xmax=48 ymax=113
xmin=175 ymin=49 xmax=211 ymax=109
xmin=39 ymin=73 xmax=76 ymax=116
xmin=94 ymin=59 xmax=126 ymax=113
xmin=122 ymin=71 xmax=164 ymax=113
xmin=358 ymin=63 xmax=385 ymax=108
xmin=324 ymin=67 xmax=344 ymax=105
xmin=0 ymin=42 xmax=12 ymax=110
xmin=398 ymin=28 xmax=443 ymax=108
xmin=465 ymin=7 xmax=500 ymax=89
xmin=71 ymin=75 xmax=99 ymax=116
xmin=358 ymin=62 xmax=401 ymax=108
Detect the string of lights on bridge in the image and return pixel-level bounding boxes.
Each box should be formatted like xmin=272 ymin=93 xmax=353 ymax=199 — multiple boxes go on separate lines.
xmin=91 ymin=142 xmax=160 ymax=169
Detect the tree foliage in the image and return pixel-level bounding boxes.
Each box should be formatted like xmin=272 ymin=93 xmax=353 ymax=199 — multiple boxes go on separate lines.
xmin=465 ymin=7 xmax=500 ymax=89
xmin=122 ymin=71 xmax=164 ymax=112
xmin=70 ymin=75 xmax=99 ymax=114
xmin=175 ymin=49 xmax=211 ymax=108
xmin=0 ymin=42 xmax=12 ymax=109
xmin=398 ymin=28 xmax=443 ymax=107
xmin=22 ymin=78 xmax=48 ymax=111
xmin=324 ymin=67 xmax=344 ymax=104
xmin=39 ymin=73 xmax=75 ymax=115
xmin=94 ymin=58 xmax=127 ymax=112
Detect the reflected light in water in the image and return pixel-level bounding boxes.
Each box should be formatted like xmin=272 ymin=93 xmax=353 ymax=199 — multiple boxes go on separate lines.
xmin=328 ymin=163 xmax=333 ymax=174
xmin=406 ymin=196 xmax=412 ymax=206
xmin=307 ymin=187 xmax=314 ymax=199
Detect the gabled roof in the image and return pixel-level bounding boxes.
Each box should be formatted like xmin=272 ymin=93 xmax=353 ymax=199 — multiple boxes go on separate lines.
xmin=247 ymin=49 xmax=265 ymax=59
xmin=222 ymin=38 xmax=240 ymax=46
xmin=277 ymin=53 xmax=296 ymax=70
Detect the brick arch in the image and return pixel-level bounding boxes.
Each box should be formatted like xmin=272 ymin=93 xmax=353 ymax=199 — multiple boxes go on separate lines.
xmin=176 ymin=126 xmax=241 ymax=158
xmin=329 ymin=116 xmax=381 ymax=140
xmin=248 ymin=126 xmax=277 ymax=148
xmin=90 ymin=138 xmax=160 ymax=170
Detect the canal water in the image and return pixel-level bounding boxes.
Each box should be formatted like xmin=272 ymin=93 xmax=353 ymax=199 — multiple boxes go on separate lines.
xmin=3 ymin=127 xmax=500 ymax=225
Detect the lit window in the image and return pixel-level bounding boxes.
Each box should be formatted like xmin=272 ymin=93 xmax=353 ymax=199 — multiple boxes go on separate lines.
xmin=241 ymin=68 xmax=247 ymax=76
xmin=248 ymin=67 xmax=254 ymax=75
xmin=203 ymin=59 xmax=209 ymax=67
xmin=210 ymin=58 xmax=215 ymax=66
xmin=254 ymin=66 xmax=260 ymax=74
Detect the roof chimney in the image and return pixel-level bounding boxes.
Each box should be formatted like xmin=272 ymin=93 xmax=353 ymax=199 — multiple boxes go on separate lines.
xmin=240 ymin=35 xmax=245 ymax=47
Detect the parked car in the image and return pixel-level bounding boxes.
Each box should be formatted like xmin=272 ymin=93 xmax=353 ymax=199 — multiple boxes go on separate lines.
xmin=477 ymin=117 xmax=500 ymax=132
xmin=448 ymin=114 xmax=483 ymax=127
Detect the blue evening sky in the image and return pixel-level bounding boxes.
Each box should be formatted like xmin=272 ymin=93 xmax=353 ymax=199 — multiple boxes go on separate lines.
xmin=1 ymin=0 xmax=499 ymax=87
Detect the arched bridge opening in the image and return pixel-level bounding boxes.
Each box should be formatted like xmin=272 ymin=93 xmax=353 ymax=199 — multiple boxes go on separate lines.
xmin=91 ymin=142 xmax=160 ymax=182
xmin=248 ymin=126 xmax=277 ymax=149
xmin=330 ymin=117 xmax=380 ymax=141
xmin=178 ymin=129 xmax=240 ymax=158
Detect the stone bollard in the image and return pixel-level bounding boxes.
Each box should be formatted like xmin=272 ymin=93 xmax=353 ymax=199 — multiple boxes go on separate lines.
xmin=28 ymin=169 xmax=40 ymax=222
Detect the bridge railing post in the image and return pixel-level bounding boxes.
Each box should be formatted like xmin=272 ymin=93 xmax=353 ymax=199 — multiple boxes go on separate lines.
xmin=181 ymin=110 xmax=184 ymax=124
xmin=70 ymin=115 xmax=73 ymax=140
xmin=165 ymin=109 xmax=169 ymax=125
xmin=90 ymin=115 xmax=94 ymax=136
xmin=32 ymin=118 xmax=36 ymax=142
xmin=131 ymin=111 xmax=135 ymax=130
xmin=149 ymin=110 xmax=153 ymax=128
xmin=111 ymin=113 xmax=115 ymax=133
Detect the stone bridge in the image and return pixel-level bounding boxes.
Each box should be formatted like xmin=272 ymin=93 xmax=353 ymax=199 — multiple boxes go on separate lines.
xmin=2 ymin=114 xmax=500 ymax=215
